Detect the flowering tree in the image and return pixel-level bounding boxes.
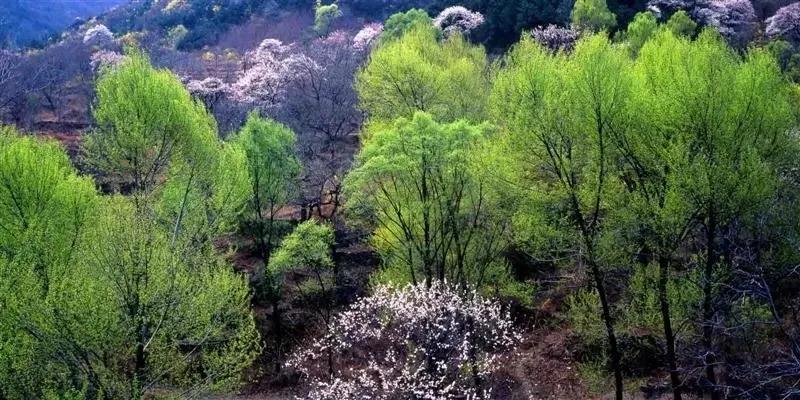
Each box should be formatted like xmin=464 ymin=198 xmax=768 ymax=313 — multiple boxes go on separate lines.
xmin=767 ymin=2 xmax=800 ymax=45
xmin=433 ymin=6 xmax=485 ymax=37
xmin=530 ymin=24 xmax=580 ymax=52
xmin=694 ymin=0 xmax=756 ymax=47
xmin=232 ymin=38 xmax=293 ymax=107
xmin=288 ymin=282 xmax=519 ymax=400
xmin=83 ymin=24 xmax=115 ymax=49
xmin=90 ymin=50 xmax=126 ymax=72
xmin=353 ymin=22 xmax=384 ymax=50
xmin=186 ymin=76 xmax=229 ymax=111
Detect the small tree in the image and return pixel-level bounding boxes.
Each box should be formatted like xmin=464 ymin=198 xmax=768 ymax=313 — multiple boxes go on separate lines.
xmin=623 ymin=12 xmax=658 ymax=56
xmin=233 ymin=113 xmax=300 ymax=264
xmin=288 ymin=282 xmax=519 ymax=400
xmin=265 ymin=220 xmax=335 ymax=373
xmin=314 ymin=0 xmax=342 ymax=36
xmin=432 ymin=6 xmax=485 ymax=37
xmin=571 ymin=0 xmax=617 ymax=32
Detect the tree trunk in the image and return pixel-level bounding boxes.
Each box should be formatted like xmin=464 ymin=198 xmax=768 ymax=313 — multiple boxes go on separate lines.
xmin=272 ymin=300 xmax=282 ymax=374
xmin=702 ymin=210 xmax=720 ymax=400
xmin=589 ymin=259 xmax=623 ymax=400
xmin=658 ymin=255 xmax=682 ymax=400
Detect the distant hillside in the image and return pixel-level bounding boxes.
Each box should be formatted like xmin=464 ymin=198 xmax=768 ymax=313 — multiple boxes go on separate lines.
xmin=0 ymin=0 xmax=128 ymax=48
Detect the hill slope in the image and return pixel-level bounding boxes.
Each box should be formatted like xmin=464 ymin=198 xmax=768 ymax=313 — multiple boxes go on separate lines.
xmin=0 ymin=0 xmax=128 ymax=48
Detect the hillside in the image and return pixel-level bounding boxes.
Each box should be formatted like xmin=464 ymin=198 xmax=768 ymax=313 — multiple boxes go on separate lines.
xmin=0 ymin=0 xmax=127 ymax=48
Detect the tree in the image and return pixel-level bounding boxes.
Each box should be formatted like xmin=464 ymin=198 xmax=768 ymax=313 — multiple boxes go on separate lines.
xmin=85 ymin=51 xmax=218 ymax=203
xmin=314 ymin=0 xmax=343 ymax=36
xmin=571 ymin=0 xmax=617 ymax=32
xmin=622 ymin=11 xmax=658 ymax=55
xmin=343 ymin=112 xmax=508 ymax=288
xmin=665 ymin=10 xmax=697 ymax=37
xmin=233 ymin=113 xmax=300 ymax=264
xmin=379 ymin=8 xmax=434 ymax=45
xmin=693 ymin=0 xmax=756 ymax=48
xmin=626 ymin=29 xmax=795 ymax=399
xmin=287 ymin=282 xmax=519 ymax=400
xmin=356 ymin=24 xmax=491 ymax=124
xmin=353 ymin=22 xmax=384 ymax=50
xmin=530 ymin=24 xmax=580 ymax=52
xmin=766 ymin=1 xmax=800 ymax=46
xmin=489 ymin=34 xmax=630 ymax=399
xmin=432 ymin=6 xmax=485 ymax=37
xmin=267 ymin=220 xmax=335 ymax=373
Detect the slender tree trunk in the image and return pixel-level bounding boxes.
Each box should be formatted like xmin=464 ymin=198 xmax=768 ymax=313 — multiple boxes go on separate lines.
xmin=658 ymin=255 xmax=682 ymax=400
xmin=702 ymin=209 xmax=720 ymax=400
xmin=588 ymin=259 xmax=623 ymax=400
xmin=272 ymin=299 xmax=282 ymax=374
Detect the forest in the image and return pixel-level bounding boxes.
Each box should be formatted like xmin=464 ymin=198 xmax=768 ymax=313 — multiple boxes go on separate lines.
xmin=2 ymin=0 xmax=800 ymax=399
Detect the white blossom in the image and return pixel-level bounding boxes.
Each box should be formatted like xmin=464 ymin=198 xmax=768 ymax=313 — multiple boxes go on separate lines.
xmin=433 ymin=6 xmax=485 ymax=37
xmin=531 ymin=25 xmax=580 ymax=52
xmin=288 ymin=281 xmax=519 ymax=400
xmin=766 ymin=2 xmax=800 ymax=44
xmin=83 ymin=24 xmax=115 ymax=48
xmin=353 ymin=23 xmax=384 ymax=50
xmin=89 ymin=50 xmax=125 ymax=72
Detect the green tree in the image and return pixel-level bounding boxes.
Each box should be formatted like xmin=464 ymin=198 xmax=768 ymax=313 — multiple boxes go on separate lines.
xmin=314 ymin=0 xmax=342 ymax=36
xmin=571 ymin=0 xmax=617 ymax=32
xmin=356 ymin=24 xmax=491 ymax=126
xmin=665 ymin=10 xmax=697 ymax=38
xmin=490 ymin=34 xmax=630 ymax=399
xmin=265 ymin=220 xmax=334 ymax=373
xmin=84 ymin=51 xmax=218 ymax=204
xmin=623 ymin=29 xmax=796 ymax=399
xmin=344 ymin=112 xmax=508 ymax=288
xmin=233 ymin=113 xmax=300 ymax=264
xmin=379 ymin=8 xmax=435 ymax=45
xmin=623 ymin=11 xmax=657 ymax=56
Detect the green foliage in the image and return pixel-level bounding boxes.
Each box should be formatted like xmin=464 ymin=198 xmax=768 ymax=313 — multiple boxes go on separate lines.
xmin=165 ymin=24 xmax=188 ymax=48
xmin=620 ymin=266 xmax=701 ymax=335
xmin=344 ymin=112 xmax=507 ymax=287
xmin=380 ymin=9 xmax=435 ymax=45
xmin=665 ymin=10 xmax=697 ymax=38
xmin=233 ymin=113 xmax=300 ymax=263
xmin=85 ymin=50 xmax=218 ymax=198
xmin=269 ymin=220 xmax=335 ymax=276
xmin=314 ymin=0 xmax=342 ymax=36
xmin=356 ymin=24 xmax=491 ymax=125
xmin=622 ymin=12 xmax=657 ymax=56
xmin=571 ymin=0 xmax=617 ymax=32
xmin=567 ymin=289 xmax=605 ymax=343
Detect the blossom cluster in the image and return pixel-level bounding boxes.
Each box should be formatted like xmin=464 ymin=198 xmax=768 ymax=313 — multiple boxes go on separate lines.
xmin=353 ymin=23 xmax=384 ymax=50
xmin=766 ymin=2 xmax=800 ymax=44
xmin=186 ymin=76 xmax=229 ymax=104
xmin=531 ymin=25 xmax=580 ymax=52
xmin=83 ymin=24 xmax=115 ymax=48
xmin=433 ymin=6 xmax=485 ymax=37
xmin=694 ymin=0 xmax=757 ymax=47
xmin=89 ymin=50 xmax=126 ymax=72
xmin=288 ymin=281 xmax=519 ymax=400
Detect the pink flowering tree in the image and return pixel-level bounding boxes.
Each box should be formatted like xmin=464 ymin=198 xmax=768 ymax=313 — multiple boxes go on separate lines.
xmin=767 ymin=2 xmax=800 ymax=45
xmin=433 ymin=6 xmax=485 ymax=37
xmin=694 ymin=0 xmax=757 ymax=47
xmin=530 ymin=24 xmax=580 ymax=52
xmin=288 ymin=282 xmax=519 ymax=400
xmin=232 ymin=38 xmax=294 ymax=108
xmin=353 ymin=22 xmax=384 ymax=50
xmin=186 ymin=76 xmax=229 ymax=111
xmin=90 ymin=50 xmax=126 ymax=73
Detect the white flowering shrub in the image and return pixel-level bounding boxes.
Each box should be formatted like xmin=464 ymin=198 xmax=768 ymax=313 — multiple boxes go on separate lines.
xmin=83 ymin=24 xmax=114 ymax=48
xmin=767 ymin=2 xmax=800 ymax=45
xmin=288 ymin=282 xmax=519 ymax=400
xmin=353 ymin=23 xmax=384 ymax=50
xmin=530 ymin=25 xmax=580 ymax=52
xmin=186 ymin=76 xmax=229 ymax=107
xmin=433 ymin=6 xmax=485 ymax=37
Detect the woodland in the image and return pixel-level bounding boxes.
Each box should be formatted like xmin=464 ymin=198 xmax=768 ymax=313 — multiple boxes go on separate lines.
xmin=2 ymin=0 xmax=800 ymax=399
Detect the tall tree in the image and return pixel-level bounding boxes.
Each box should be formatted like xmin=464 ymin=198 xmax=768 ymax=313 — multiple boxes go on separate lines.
xmin=490 ymin=34 xmax=631 ymax=399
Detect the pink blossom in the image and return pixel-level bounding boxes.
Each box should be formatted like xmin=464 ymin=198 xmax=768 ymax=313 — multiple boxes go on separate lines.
xmin=433 ymin=6 xmax=485 ymax=37
xmin=353 ymin=23 xmax=384 ymax=50
xmin=766 ymin=2 xmax=800 ymax=44
xmin=531 ymin=25 xmax=580 ymax=52
xmin=694 ymin=0 xmax=756 ymax=47
xmin=89 ymin=50 xmax=125 ymax=72
xmin=321 ymin=30 xmax=350 ymax=46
